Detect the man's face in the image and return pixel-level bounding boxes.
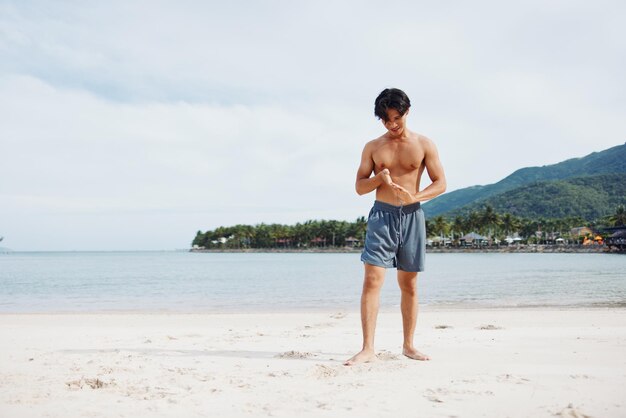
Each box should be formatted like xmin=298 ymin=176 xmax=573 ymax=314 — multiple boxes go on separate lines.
xmin=383 ymin=108 xmax=408 ymax=137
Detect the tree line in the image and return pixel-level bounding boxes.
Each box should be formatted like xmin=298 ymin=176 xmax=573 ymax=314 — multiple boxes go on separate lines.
xmin=192 ymin=205 xmax=626 ymax=249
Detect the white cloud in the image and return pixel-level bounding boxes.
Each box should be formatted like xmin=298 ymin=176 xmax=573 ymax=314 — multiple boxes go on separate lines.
xmin=0 ymin=75 xmax=375 ymax=249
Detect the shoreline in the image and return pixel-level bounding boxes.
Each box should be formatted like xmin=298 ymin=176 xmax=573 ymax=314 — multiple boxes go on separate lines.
xmin=2 ymin=303 xmax=625 ymax=316
xmin=2 ymin=308 xmax=625 ymax=417
xmin=190 ymin=244 xmax=615 ymax=254
xmin=1 ymin=246 xmax=617 ymax=254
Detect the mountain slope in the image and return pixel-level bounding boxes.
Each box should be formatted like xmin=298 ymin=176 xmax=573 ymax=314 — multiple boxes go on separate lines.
xmin=445 ymin=173 xmax=626 ymax=220
xmin=423 ymin=142 xmax=626 ymax=217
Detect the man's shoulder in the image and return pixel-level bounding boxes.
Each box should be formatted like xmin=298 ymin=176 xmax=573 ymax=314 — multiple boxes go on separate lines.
xmin=363 ymin=135 xmax=387 ymax=149
xmin=414 ymin=132 xmax=435 ymax=147
xmin=414 ymin=133 xmax=441 ymax=158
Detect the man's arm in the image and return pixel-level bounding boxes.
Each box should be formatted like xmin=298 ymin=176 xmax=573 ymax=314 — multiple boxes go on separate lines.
xmin=355 ymin=142 xmax=392 ymax=195
xmin=392 ymin=137 xmax=447 ymax=202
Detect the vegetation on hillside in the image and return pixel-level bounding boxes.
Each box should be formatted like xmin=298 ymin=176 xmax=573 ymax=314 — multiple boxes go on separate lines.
xmin=423 ymin=143 xmax=626 ymax=217
xmin=446 ymin=173 xmax=626 ymax=220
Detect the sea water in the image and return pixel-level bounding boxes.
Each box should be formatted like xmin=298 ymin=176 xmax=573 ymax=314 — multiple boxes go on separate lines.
xmin=0 ymin=251 xmax=624 ymax=313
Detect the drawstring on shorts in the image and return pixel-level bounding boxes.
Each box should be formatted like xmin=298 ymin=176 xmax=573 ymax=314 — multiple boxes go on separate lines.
xmin=398 ymin=205 xmax=406 ymax=248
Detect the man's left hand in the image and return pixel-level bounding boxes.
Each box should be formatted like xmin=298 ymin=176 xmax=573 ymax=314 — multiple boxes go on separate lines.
xmin=391 ymin=183 xmax=417 ymax=204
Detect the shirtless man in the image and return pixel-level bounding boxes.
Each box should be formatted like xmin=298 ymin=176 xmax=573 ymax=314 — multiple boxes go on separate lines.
xmin=345 ymin=88 xmax=447 ymax=365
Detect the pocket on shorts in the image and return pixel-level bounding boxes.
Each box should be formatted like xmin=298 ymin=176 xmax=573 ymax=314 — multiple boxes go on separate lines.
xmin=365 ymin=210 xmax=394 ymax=249
xmin=366 ymin=210 xmax=384 ymax=231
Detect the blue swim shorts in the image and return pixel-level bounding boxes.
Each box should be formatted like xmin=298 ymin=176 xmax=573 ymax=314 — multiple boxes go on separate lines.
xmin=360 ymin=200 xmax=426 ymax=272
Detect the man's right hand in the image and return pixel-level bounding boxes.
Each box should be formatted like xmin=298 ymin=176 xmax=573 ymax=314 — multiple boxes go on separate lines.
xmin=379 ymin=168 xmax=393 ymax=186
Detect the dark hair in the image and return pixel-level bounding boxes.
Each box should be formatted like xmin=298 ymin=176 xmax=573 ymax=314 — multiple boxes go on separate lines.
xmin=374 ymin=88 xmax=411 ymax=122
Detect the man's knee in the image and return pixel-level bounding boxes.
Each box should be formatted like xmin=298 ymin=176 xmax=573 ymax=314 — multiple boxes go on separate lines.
xmin=363 ymin=271 xmax=385 ymax=292
xmin=398 ymin=273 xmax=417 ymax=295
xmin=399 ymin=283 xmax=417 ymax=296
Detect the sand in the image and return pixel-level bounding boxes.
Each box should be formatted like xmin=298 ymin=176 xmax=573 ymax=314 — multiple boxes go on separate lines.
xmin=1 ymin=308 xmax=625 ymax=417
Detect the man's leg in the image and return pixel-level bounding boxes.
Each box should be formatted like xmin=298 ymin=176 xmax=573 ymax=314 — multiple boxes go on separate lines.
xmin=397 ymin=270 xmax=430 ymax=360
xmin=344 ymin=263 xmax=386 ymax=365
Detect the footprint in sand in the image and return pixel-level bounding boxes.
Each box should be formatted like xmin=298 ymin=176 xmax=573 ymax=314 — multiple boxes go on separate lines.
xmin=268 ymin=371 xmax=292 ymax=378
xmin=496 ymin=374 xmax=530 ymax=384
xmin=66 ymin=377 xmax=115 ymax=390
xmin=330 ymin=312 xmax=347 ymax=319
xmin=302 ymin=322 xmax=335 ymax=330
xmin=275 ymin=350 xmax=316 ymax=359
xmin=435 ymin=324 xmax=453 ymax=329
xmin=425 ymin=386 xmax=494 ymax=403
xmin=316 ymin=401 xmax=331 ymax=410
xmin=423 ymin=388 xmax=446 ymax=403
xmin=553 ymin=403 xmax=592 ymax=418
xmin=99 ymin=366 xmax=114 ymax=375
xmin=478 ymin=324 xmax=503 ymax=330
xmin=313 ymin=364 xmax=341 ymax=378
xmin=376 ymin=350 xmax=401 ymax=361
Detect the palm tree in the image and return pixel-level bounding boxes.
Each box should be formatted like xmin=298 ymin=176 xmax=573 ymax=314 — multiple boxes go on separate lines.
xmin=424 ymin=219 xmax=433 ymax=237
xmin=294 ymin=221 xmax=314 ymax=247
xmin=609 ymin=205 xmax=626 ymax=226
xmin=192 ymin=230 xmax=204 ymax=247
xmin=432 ymin=216 xmax=449 ymax=238
xmin=501 ymin=213 xmax=514 ymax=236
xmin=480 ymin=205 xmax=499 ymax=238
xmin=451 ymin=216 xmax=464 ymax=242
xmin=519 ymin=218 xmax=536 ymax=242
xmin=466 ymin=211 xmax=480 ymax=233
xmin=252 ymin=223 xmax=272 ymax=248
xmin=347 ymin=217 xmax=367 ymax=247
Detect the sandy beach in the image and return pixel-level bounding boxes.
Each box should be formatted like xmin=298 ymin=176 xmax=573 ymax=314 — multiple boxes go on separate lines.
xmin=1 ymin=308 xmax=625 ymax=418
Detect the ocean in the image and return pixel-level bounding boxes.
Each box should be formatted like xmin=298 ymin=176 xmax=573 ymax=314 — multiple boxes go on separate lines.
xmin=0 ymin=251 xmax=624 ymax=313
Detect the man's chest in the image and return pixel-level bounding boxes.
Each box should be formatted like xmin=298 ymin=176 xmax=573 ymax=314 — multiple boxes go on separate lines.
xmin=372 ymin=143 xmax=425 ymax=171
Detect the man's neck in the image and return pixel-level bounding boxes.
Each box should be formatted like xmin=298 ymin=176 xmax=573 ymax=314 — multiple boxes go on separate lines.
xmin=386 ymin=128 xmax=412 ymax=141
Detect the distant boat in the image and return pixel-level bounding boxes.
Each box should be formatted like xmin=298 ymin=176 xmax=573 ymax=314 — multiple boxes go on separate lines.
xmin=0 ymin=236 xmax=3 ymax=242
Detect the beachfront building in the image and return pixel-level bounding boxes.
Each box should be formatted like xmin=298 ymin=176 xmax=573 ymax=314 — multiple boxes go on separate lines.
xmin=344 ymin=236 xmax=360 ymax=247
xmin=460 ymin=232 xmax=488 ymax=247
xmin=310 ymin=237 xmax=327 ymax=247
xmin=275 ymin=238 xmax=292 ymax=248
xmin=429 ymin=236 xmax=452 ymax=247
xmin=569 ymin=226 xmax=596 ymax=245
xmin=604 ymin=226 xmax=626 ymax=251
xmin=570 ymin=226 xmax=593 ymax=237
xmin=504 ymin=235 xmax=523 ymax=245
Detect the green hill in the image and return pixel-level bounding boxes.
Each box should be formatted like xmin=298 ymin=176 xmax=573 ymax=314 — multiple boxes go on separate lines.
xmin=424 ymin=142 xmax=626 ymax=218
xmin=444 ymin=173 xmax=626 ymax=220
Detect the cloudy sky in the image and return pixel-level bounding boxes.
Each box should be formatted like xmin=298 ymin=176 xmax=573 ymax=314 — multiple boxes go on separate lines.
xmin=1 ymin=1 xmax=624 ymax=250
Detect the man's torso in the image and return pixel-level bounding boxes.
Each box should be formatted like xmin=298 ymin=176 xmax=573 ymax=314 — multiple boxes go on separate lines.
xmin=371 ymin=131 xmax=426 ymax=205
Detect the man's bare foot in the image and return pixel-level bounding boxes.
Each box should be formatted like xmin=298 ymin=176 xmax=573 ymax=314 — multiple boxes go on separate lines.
xmin=403 ymin=346 xmax=430 ymax=361
xmin=344 ymin=349 xmax=376 ymax=366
